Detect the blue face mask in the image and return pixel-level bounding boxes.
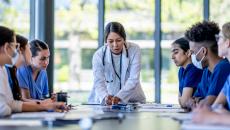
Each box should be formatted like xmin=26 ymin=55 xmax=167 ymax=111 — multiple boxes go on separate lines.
xmin=191 ymin=47 xmax=206 ymax=69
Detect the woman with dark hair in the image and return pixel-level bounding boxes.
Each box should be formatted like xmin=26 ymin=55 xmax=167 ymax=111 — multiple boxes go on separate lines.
xmin=5 ymin=34 xmax=31 ymax=100
xmin=171 ymin=37 xmax=203 ymax=108
xmin=88 ymin=22 xmax=146 ymax=105
xmin=17 ymin=39 xmax=51 ymax=101
xmin=0 ymin=26 xmax=66 ymax=117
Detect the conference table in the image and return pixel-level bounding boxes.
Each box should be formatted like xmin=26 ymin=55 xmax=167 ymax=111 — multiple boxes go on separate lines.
xmin=0 ymin=104 xmax=193 ymax=130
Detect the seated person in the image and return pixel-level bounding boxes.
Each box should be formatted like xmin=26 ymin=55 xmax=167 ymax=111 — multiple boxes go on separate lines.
xmin=0 ymin=26 xmax=66 ymax=117
xmin=17 ymin=40 xmax=50 ymax=101
xmin=185 ymin=21 xmax=230 ymax=108
xmin=5 ymin=34 xmax=31 ymax=100
xmin=171 ymin=37 xmax=203 ymax=108
xmin=213 ymin=22 xmax=230 ymax=109
xmin=192 ymin=105 xmax=230 ymax=125
xmin=193 ymin=22 xmax=230 ymax=125
xmin=88 ymin=22 xmax=146 ymax=105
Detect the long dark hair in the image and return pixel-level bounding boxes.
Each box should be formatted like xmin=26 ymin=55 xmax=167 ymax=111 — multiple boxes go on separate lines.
xmin=104 ymin=22 xmax=126 ymax=42
xmin=16 ymin=34 xmax=28 ymax=50
xmin=0 ymin=26 xmax=15 ymax=47
xmin=172 ymin=37 xmax=190 ymax=52
xmin=30 ymin=39 xmax=49 ymax=57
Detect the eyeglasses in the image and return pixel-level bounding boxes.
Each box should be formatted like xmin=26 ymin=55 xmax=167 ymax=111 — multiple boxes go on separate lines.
xmin=215 ymin=34 xmax=225 ymax=42
xmin=39 ymin=56 xmax=50 ymax=62
xmin=15 ymin=43 xmax=20 ymax=50
xmin=10 ymin=43 xmax=20 ymax=50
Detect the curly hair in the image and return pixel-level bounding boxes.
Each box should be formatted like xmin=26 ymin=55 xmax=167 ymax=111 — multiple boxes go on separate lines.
xmin=185 ymin=21 xmax=220 ymax=54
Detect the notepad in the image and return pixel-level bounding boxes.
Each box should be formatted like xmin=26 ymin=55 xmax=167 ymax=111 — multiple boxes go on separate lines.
xmin=11 ymin=112 xmax=66 ymax=119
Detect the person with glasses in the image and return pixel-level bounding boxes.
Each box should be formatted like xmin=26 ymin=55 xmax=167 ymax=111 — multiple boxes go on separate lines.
xmin=192 ymin=22 xmax=230 ymax=125
xmin=88 ymin=22 xmax=146 ymax=105
xmin=0 ymin=26 xmax=66 ymax=117
xmin=5 ymin=35 xmax=31 ymax=101
xmin=171 ymin=37 xmax=203 ymax=109
xmin=184 ymin=21 xmax=230 ymax=109
xmin=17 ymin=39 xmax=51 ymax=101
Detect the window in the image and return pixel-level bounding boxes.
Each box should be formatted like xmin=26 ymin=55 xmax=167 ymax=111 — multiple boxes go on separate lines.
xmin=54 ymin=0 xmax=98 ymax=103
xmin=210 ymin=0 xmax=230 ymax=26
xmin=105 ymin=0 xmax=155 ymax=102
xmin=0 ymin=0 xmax=30 ymax=37
xmin=161 ymin=0 xmax=202 ymax=104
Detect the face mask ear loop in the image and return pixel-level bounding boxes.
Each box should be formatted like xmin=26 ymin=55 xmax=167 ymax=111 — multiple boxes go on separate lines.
xmin=195 ymin=47 xmax=204 ymax=56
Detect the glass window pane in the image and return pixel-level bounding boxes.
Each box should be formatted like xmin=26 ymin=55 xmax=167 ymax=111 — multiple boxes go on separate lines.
xmin=210 ymin=0 xmax=230 ymax=25
xmin=0 ymin=0 xmax=30 ymax=36
xmin=161 ymin=0 xmax=203 ymax=104
xmin=54 ymin=0 xmax=98 ymax=104
xmin=105 ymin=0 xmax=155 ymax=102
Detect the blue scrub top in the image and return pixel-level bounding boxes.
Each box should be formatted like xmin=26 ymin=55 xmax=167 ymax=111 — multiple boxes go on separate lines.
xmin=178 ymin=63 xmax=203 ymax=96
xmin=222 ymin=74 xmax=230 ymax=109
xmin=17 ymin=65 xmax=49 ymax=100
xmin=194 ymin=58 xmax=230 ymax=98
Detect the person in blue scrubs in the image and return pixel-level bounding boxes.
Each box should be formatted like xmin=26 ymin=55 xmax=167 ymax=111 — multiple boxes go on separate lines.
xmin=171 ymin=37 xmax=203 ymax=108
xmin=192 ymin=22 xmax=230 ymax=125
xmin=17 ymin=40 xmax=50 ymax=101
xmin=185 ymin=21 xmax=230 ymax=108
xmin=5 ymin=34 xmax=32 ymax=101
xmin=0 ymin=26 xmax=67 ymax=117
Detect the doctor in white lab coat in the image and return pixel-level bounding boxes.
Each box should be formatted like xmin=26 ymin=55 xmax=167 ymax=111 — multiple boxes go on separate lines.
xmin=88 ymin=22 xmax=146 ymax=105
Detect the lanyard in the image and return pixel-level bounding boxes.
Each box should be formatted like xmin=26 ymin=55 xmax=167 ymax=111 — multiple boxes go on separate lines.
xmin=111 ymin=52 xmax=122 ymax=89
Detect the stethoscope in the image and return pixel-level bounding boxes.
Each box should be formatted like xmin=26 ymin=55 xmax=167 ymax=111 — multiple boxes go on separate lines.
xmin=102 ymin=43 xmax=129 ymax=89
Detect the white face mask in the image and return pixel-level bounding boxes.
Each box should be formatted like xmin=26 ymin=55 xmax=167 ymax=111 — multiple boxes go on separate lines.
xmin=5 ymin=46 xmax=20 ymax=66
xmin=191 ymin=47 xmax=206 ymax=69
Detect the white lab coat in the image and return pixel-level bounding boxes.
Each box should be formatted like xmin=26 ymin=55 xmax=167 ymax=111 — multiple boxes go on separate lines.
xmin=0 ymin=66 xmax=22 ymax=117
xmin=88 ymin=42 xmax=146 ymax=104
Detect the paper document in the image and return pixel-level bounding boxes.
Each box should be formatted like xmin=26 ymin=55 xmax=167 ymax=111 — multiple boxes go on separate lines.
xmin=181 ymin=121 xmax=230 ymax=130
xmin=11 ymin=112 xmax=66 ymax=119
xmin=0 ymin=119 xmax=42 ymax=126
xmin=139 ymin=103 xmax=181 ymax=109
xmin=138 ymin=108 xmax=185 ymax=113
xmin=170 ymin=113 xmax=192 ymax=121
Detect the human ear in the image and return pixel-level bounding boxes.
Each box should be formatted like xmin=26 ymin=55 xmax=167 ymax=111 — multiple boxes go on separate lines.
xmin=186 ymin=50 xmax=191 ymax=57
xmin=227 ymin=39 xmax=230 ymax=48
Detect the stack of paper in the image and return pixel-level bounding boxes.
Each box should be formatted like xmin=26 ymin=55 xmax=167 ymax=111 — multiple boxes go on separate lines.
xmin=0 ymin=119 xmax=42 ymax=126
xmin=181 ymin=121 xmax=230 ymax=130
xmin=138 ymin=103 xmax=185 ymax=112
xmin=11 ymin=112 xmax=66 ymax=119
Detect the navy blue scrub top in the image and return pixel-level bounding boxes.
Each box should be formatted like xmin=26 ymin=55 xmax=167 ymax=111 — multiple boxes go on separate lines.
xmin=194 ymin=58 xmax=230 ymax=98
xmin=178 ymin=63 xmax=203 ymax=96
